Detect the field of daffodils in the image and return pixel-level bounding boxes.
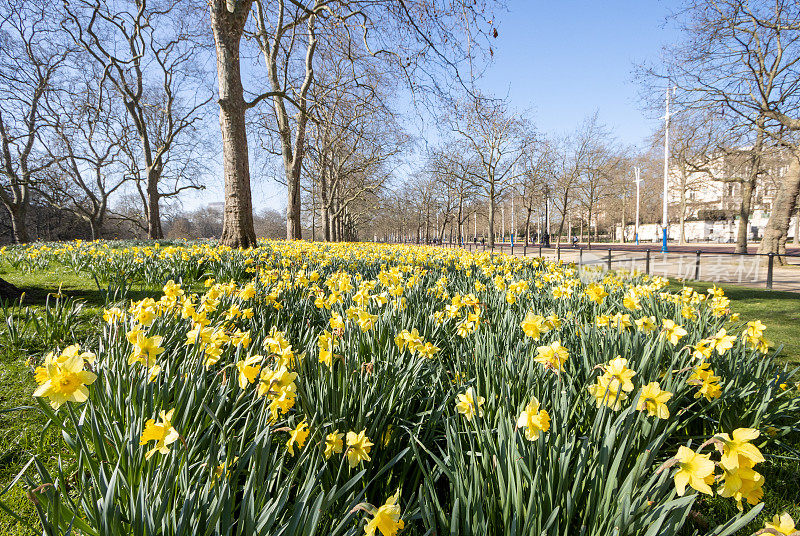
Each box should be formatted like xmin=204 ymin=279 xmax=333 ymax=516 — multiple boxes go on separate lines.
xmin=1 ymin=240 xmax=799 ymax=536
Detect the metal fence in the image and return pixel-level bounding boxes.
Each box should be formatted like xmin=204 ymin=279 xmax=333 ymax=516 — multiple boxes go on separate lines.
xmin=432 ymin=240 xmax=800 ymax=292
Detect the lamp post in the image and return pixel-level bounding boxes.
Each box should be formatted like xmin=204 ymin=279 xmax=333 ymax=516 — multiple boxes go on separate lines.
xmin=501 ymin=203 xmax=505 ymax=246
xmin=662 ymin=87 xmax=674 ymax=253
xmin=634 ymin=166 xmax=642 ymax=245
xmin=511 ymin=187 xmax=515 ymax=247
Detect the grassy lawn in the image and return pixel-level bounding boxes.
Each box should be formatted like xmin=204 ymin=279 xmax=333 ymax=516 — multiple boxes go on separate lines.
xmin=0 ymin=359 xmax=63 ymax=536
xmin=0 ymin=262 xmax=159 ymax=534
xmin=669 ymin=280 xmax=800 ymax=364
xmin=0 ymin=263 xmax=798 ymax=534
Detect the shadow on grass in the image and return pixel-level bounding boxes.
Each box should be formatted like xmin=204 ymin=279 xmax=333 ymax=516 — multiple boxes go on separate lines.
xmin=15 ymin=285 xmax=156 ymax=307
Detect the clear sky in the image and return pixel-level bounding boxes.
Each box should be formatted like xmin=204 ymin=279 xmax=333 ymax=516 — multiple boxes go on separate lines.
xmin=481 ymin=0 xmax=679 ymax=147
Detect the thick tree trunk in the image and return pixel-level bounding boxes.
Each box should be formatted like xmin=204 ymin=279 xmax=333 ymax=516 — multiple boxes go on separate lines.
xmin=735 ymin=125 xmax=764 ymax=254
xmin=286 ymin=167 xmax=302 ymax=240
xmin=7 ymin=204 xmax=29 ymax=244
xmin=92 ymin=202 xmax=106 ymax=241
xmin=146 ymin=172 xmax=163 ymax=239
xmin=735 ymin=178 xmax=755 ymax=254
xmin=556 ymin=214 xmax=565 ymax=246
xmin=323 ymin=207 xmax=331 ymax=241
xmin=758 ymin=151 xmax=800 ymax=260
xmin=211 ymin=0 xmax=256 ymax=249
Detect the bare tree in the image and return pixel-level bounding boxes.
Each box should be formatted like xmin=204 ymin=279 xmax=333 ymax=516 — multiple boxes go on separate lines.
xmin=0 ymin=0 xmax=67 ymax=243
xmin=64 ymin=0 xmax=211 ymax=240
xmin=38 ymin=63 xmax=133 ymax=240
xmin=577 ymin=135 xmax=623 ymax=248
xmin=518 ymin=138 xmax=556 ymax=245
xmin=425 ymin=145 xmax=480 ymax=244
xmin=253 ymin=0 xmax=500 ymax=241
xmin=301 ymin=46 xmax=404 ymax=242
xmin=646 ymin=0 xmax=800 ymax=257
xmin=251 ymin=0 xmax=324 ymax=240
xmin=448 ymin=94 xmax=529 ymax=248
xmin=552 ymin=114 xmax=605 ymax=245
xmin=660 ymin=115 xmax=718 ymax=245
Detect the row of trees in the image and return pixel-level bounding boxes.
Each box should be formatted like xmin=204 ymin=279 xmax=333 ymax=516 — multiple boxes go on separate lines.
xmin=0 ymin=0 xmax=499 ymax=246
xmin=639 ymin=0 xmax=800 ymax=256
xmin=367 ymin=106 xmax=667 ymax=248
xmin=3 ymin=0 xmax=800 ymax=257
xmin=369 ymin=0 xmax=800 ymax=256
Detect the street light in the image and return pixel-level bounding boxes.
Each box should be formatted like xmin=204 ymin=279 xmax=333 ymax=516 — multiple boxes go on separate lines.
xmin=511 ymin=184 xmax=515 ymax=247
xmin=634 ymin=166 xmax=642 ymax=245
xmin=662 ymin=86 xmax=675 ymax=253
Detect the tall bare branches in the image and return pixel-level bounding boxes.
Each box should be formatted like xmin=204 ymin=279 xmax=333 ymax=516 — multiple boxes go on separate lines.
xmin=0 ymin=0 xmax=68 ymax=243
xmin=64 ymin=0 xmax=212 ymax=239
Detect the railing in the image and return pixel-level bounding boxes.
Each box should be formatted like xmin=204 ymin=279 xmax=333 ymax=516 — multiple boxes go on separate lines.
xmin=428 ymin=239 xmax=800 ymax=291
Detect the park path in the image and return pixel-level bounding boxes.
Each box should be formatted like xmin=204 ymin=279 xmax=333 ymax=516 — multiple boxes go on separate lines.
xmin=447 ymin=242 xmax=800 ymax=293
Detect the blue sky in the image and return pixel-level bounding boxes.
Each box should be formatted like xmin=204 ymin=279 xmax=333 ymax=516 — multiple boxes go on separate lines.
xmin=481 ymin=0 xmax=679 ymax=147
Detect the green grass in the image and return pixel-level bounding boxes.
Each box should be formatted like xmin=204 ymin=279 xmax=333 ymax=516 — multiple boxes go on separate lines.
xmin=0 ymin=264 xmax=798 ymax=534
xmin=0 ymin=352 xmax=66 ymax=536
xmin=0 ymin=262 xmax=162 ymax=534
xmin=0 ymin=261 xmax=153 ymax=307
xmin=669 ymin=280 xmax=800 ymax=364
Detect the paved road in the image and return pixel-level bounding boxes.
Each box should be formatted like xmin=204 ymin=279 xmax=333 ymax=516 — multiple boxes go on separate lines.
xmin=440 ymin=242 xmax=800 ymax=293
xmin=472 ymin=241 xmax=800 ymax=255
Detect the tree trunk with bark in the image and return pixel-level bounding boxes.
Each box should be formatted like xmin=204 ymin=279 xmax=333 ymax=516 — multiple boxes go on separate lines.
xmin=734 ymin=125 xmax=764 ymax=254
xmin=7 ymin=204 xmax=29 ymax=243
xmin=735 ymin=178 xmax=755 ymax=254
xmin=758 ymin=151 xmax=800 ymax=260
xmin=487 ymin=182 xmax=496 ymax=248
xmin=211 ymin=0 xmax=257 ymax=249
xmin=525 ymin=208 xmax=532 ymax=245
xmin=89 ymin=218 xmax=100 ymax=241
xmin=146 ymin=171 xmax=163 ymax=239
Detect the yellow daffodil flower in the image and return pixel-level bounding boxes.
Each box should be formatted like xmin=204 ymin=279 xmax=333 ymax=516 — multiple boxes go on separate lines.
xmin=516 ymin=397 xmax=550 ymax=441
